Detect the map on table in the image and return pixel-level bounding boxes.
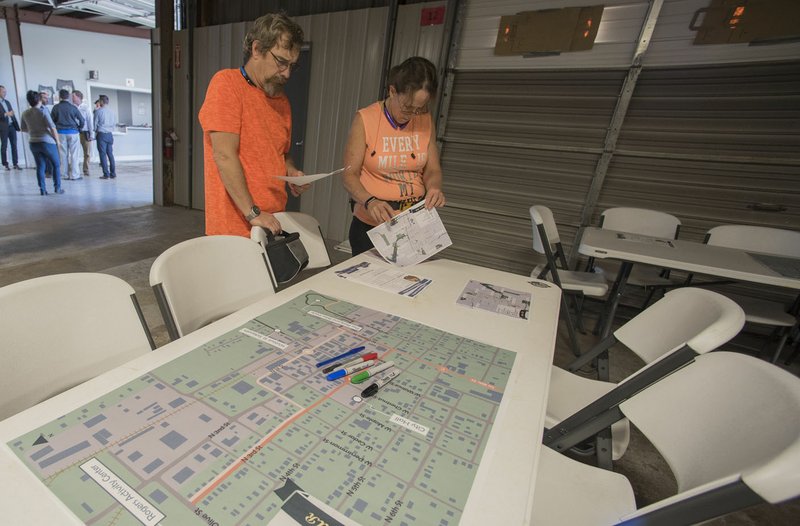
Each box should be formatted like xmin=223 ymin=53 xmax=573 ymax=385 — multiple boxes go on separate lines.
xmin=457 ymin=281 xmax=532 ymax=320
xmin=9 ymin=290 xmax=516 ymax=526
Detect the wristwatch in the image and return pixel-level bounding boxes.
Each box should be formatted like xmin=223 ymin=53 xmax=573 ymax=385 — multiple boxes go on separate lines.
xmin=245 ymin=205 xmax=261 ymax=222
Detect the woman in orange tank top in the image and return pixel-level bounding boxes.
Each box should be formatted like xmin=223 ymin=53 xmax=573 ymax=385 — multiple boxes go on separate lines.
xmin=342 ymin=57 xmax=446 ymax=256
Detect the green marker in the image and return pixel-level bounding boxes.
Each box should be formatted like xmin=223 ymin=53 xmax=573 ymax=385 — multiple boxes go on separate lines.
xmin=351 ymin=361 xmax=395 ymax=384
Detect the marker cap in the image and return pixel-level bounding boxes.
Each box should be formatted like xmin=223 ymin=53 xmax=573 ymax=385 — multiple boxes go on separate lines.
xmin=361 ymin=384 xmax=379 ymax=397
xmin=351 ymin=370 xmax=370 ymax=384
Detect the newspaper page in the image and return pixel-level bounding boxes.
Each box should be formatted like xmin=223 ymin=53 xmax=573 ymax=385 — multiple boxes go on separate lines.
xmin=457 ymin=280 xmax=532 ymax=320
xmin=367 ymin=200 xmax=452 ymax=267
xmin=334 ymin=260 xmax=433 ymax=298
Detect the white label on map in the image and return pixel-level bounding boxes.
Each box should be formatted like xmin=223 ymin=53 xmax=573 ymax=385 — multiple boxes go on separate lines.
xmin=389 ymin=414 xmax=429 ymax=436
xmin=80 ymin=458 xmax=165 ymax=525
xmin=239 ymin=328 xmax=288 ymax=349
xmin=308 ymin=310 xmax=362 ymax=331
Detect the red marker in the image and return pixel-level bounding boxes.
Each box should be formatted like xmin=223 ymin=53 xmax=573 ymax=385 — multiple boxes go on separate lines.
xmin=321 ymin=352 xmax=378 ymax=374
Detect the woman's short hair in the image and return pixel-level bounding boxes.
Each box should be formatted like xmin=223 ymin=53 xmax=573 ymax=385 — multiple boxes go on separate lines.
xmin=26 ymin=90 xmax=40 ymax=107
xmin=243 ymin=13 xmax=304 ymax=61
xmin=387 ymin=57 xmax=438 ymax=98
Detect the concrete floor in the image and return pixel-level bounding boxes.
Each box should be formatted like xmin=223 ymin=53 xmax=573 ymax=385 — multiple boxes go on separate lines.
xmin=1 ymin=161 xmax=797 ymax=524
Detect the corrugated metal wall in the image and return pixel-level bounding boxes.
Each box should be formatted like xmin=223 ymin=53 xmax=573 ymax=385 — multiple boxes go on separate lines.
xmin=603 ymin=62 xmax=800 ymax=240
xmin=437 ymin=0 xmax=800 ymax=279
xmin=187 ymin=3 xmax=446 ymax=242
xmin=438 ymin=70 xmax=624 ymax=272
xmin=293 ymin=8 xmax=389 ymax=241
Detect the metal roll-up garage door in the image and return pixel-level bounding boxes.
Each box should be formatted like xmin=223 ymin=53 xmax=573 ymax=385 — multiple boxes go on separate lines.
xmin=438 ymin=69 xmax=627 ymax=275
xmin=597 ymin=60 xmax=800 ymax=302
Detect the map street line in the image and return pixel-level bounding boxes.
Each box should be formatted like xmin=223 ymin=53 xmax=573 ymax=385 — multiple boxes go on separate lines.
xmin=190 ymin=382 xmax=350 ymax=505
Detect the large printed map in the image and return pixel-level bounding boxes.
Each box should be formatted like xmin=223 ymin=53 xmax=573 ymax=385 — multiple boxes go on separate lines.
xmin=9 ymin=291 xmax=516 ymax=526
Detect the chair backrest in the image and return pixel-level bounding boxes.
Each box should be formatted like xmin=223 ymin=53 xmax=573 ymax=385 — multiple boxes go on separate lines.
xmin=0 ymin=273 xmax=154 ymax=420
xmin=614 ymin=287 xmax=745 ymax=364
xmin=251 ymin=211 xmax=331 ymax=269
xmin=620 ymin=352 xmax=800 ymax=508
xmin=706 ymin=225 xmax=800 ymax=258
xmin=600 ymin=207 xmax=681 ymax=240
xmin=529 ymin=205 xmax=562 ymax=253
xmin=275 ymin=212 xmax=332 ymax=268
xmin=149 ymin=235 xmax=274 ymax=340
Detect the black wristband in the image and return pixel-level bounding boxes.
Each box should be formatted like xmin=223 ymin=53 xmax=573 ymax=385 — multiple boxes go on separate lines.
xmin=364 ymin=196 xmax=377 ymax=209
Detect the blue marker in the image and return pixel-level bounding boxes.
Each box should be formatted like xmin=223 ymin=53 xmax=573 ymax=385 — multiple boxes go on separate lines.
xmin=316 ymin=346 xmax=366 ymax=368
xmin=326 ymin=360 xmax=375 ymax=381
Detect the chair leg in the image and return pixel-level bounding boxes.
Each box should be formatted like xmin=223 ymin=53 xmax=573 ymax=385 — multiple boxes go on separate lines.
xmin=595 ymin=427 xmax=613 ymax=470
xmin=785 ymin=340 xmax=800 ymax=366
xmin=770 ymin=327 xmax=790 ymax=364
xmin=592 ymin=308 xmax=605 ymax=335
xmin=571 ymin=294 xmax=587 ymax=333
xmin=561 ymin=294 xmax=583 ymax=357
xmin=640 ymin=287 xmax=658 ymax=310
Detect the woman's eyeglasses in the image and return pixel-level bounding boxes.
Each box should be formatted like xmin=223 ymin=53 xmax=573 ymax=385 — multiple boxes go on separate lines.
xmin=270 ymin=50 xmax=300 ymax=73
xmin=397 ymin=98 xmax=428 ymax=116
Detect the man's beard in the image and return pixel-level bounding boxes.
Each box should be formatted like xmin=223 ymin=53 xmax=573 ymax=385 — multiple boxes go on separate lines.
xmin=263 ymin=75 xmax=286 ymax=97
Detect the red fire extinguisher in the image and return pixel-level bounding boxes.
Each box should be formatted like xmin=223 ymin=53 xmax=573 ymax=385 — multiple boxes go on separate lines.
xmin=163 ymin=130 xmax=176 ymax=160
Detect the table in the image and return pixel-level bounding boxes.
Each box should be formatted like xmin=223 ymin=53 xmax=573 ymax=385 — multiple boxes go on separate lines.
xmin=579 ymin=226 xmax=800 ymax=341
xmin=0 ymin=255 xmax=561 ymax=525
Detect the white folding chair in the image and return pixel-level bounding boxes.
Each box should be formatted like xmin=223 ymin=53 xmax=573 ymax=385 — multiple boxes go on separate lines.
xmin=534 ymin=351 xmax=800 ymax=525
xmin=530 ymin=205 xmax=608 ymax=356
xmin=0 ymin=273 xmax=154 ymax=420
xmin=591 ymin=207 xmax=682 ymax=306
xmin=705 ymin=225 xmax=800 ymax=363
xmin=251 ymin=211 xmax=332 ymax=288
xmin=149 ymin=235 xmax=274 ymax=340
xmin=546 ymin=287 xmax=745 ymax=464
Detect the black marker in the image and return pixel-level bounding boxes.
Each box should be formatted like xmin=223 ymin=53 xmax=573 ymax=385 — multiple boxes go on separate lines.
xmin=360 ymin=369 xmax=400 ymax=398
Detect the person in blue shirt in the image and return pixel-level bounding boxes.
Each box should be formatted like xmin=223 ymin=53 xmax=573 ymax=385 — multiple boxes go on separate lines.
xmin=50 ymin=89 xmax=85 ymax=180
xmin=20 ymin=90 xmax=63 ymax=195
xmin=94 ymin=94 xmax=117 ymax=179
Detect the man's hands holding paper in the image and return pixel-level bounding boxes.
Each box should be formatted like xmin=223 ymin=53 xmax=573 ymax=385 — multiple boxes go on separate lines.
xmin=287 ymin=166 xmax=311 ymax=197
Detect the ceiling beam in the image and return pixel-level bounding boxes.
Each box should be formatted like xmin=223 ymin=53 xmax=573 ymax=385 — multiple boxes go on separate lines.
xmin=0 ymin=7 xmax=150 ymax=39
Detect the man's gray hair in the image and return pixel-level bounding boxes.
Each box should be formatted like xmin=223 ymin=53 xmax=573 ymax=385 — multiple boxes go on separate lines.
xmin=243 ymin=12 xmax=303 ymax=61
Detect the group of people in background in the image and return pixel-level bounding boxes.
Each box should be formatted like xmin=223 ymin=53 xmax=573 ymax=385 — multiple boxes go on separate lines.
xmin=200 ymin=12 xmax=445 ymax=257
xmin=0 ymin=85 xmax=117 ymax=196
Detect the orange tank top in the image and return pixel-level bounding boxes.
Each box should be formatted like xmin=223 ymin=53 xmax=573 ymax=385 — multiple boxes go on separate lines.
xmin=353 ymin=101 xmax=431 ymax=226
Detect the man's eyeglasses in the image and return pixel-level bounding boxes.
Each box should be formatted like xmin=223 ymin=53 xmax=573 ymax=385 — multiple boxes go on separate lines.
xmin=397 ymin=98 xmax=428 ymax=116
xmin=270 ymin=50 xmax=300 ymax=73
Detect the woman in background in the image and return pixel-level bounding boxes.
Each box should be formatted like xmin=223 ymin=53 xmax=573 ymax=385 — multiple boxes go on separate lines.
xmin=20 ymin=90 xmax=62 ymax=195
xmin=342 ymin=56 xmax=446 ymax=256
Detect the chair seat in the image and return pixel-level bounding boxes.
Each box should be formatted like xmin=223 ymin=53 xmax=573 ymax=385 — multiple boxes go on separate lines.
xmin=594 ymin=260 xmax=678 ymax=288
xmin=546 ymin=367 xmax=631 ymax=460
xmin=532 ymin=447 xmax=636 ymax=525
xmin=559 ymin=270 xmax=609 ymax=297
xmin=722 ymin=293 xmax=796 ymax=327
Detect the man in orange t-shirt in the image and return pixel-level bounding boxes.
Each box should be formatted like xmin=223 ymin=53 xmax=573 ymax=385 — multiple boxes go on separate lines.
xmin=199 ymin=13 xmax=309 ymax=237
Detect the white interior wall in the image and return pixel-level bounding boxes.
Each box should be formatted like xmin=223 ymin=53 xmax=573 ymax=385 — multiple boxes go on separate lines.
xmin=4 ymin=23 xmax=153 ymax=164
xmin=20 ymin=24 xmax=151 ymax=93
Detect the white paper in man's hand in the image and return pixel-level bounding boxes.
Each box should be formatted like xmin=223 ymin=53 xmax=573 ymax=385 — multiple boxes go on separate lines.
xmin=272 ymin=166 xmax=348 ymax=185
